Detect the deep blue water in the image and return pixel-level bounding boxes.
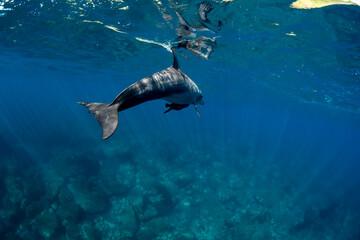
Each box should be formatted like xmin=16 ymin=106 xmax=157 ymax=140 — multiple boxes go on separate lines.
xmin=1 ymin=0 xmax=360 ymax=240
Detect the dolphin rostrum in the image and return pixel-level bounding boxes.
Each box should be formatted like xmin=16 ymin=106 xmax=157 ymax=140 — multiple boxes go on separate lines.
xmin=78 ymin=49 xmax=204 ymax=140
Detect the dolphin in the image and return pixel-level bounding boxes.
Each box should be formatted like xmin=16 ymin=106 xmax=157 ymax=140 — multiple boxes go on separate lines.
xmin=198 ymin=2 xmax=214 ymax=23
xmin=78 ymin=49 xmax=204 ymax=140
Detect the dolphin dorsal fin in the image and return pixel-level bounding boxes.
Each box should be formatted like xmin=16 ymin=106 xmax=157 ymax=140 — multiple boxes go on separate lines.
xmin=172 ymin=48 xmax=180 ymax=70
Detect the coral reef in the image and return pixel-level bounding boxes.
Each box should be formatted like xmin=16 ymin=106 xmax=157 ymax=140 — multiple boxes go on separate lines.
xmin=0 ymin=136 xmax=359 ymax=240
xmin=34 ymin=211 xmax=60 ymax=238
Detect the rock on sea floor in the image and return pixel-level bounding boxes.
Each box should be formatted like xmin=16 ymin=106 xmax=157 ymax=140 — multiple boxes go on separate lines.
xmin=95 ymin=198 xmax=139 ymax=240
xmin=69 ymin=176 xmax=108 ymax=214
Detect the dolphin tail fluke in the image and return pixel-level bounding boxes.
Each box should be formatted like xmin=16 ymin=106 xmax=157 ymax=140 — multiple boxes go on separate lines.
xmin=78 ymin=102 xmax=119 ymax=140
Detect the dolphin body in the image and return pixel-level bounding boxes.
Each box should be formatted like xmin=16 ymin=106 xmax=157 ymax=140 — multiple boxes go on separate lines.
xmin=78 ymin=49 xmax=204 ymax=140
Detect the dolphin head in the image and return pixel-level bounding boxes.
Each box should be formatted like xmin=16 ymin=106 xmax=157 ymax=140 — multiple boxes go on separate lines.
xmin=192 ymin=81 xmax=204 ymax=105
xmin=195 ymin=93 xmax=205 ymax=105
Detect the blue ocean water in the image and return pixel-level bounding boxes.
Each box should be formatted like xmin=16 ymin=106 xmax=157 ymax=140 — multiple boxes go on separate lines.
xmin=1 ymin=0 xmax=360 ymax=239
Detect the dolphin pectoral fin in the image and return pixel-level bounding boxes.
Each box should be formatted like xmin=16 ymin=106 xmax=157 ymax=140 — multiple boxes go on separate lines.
xmin=164 ymin=103 xmax=172 ymax=114
xmin=194 ymin=105 xmax=200 ymax=118
xmin=164 ymin=103 xmax=190 ymax=114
